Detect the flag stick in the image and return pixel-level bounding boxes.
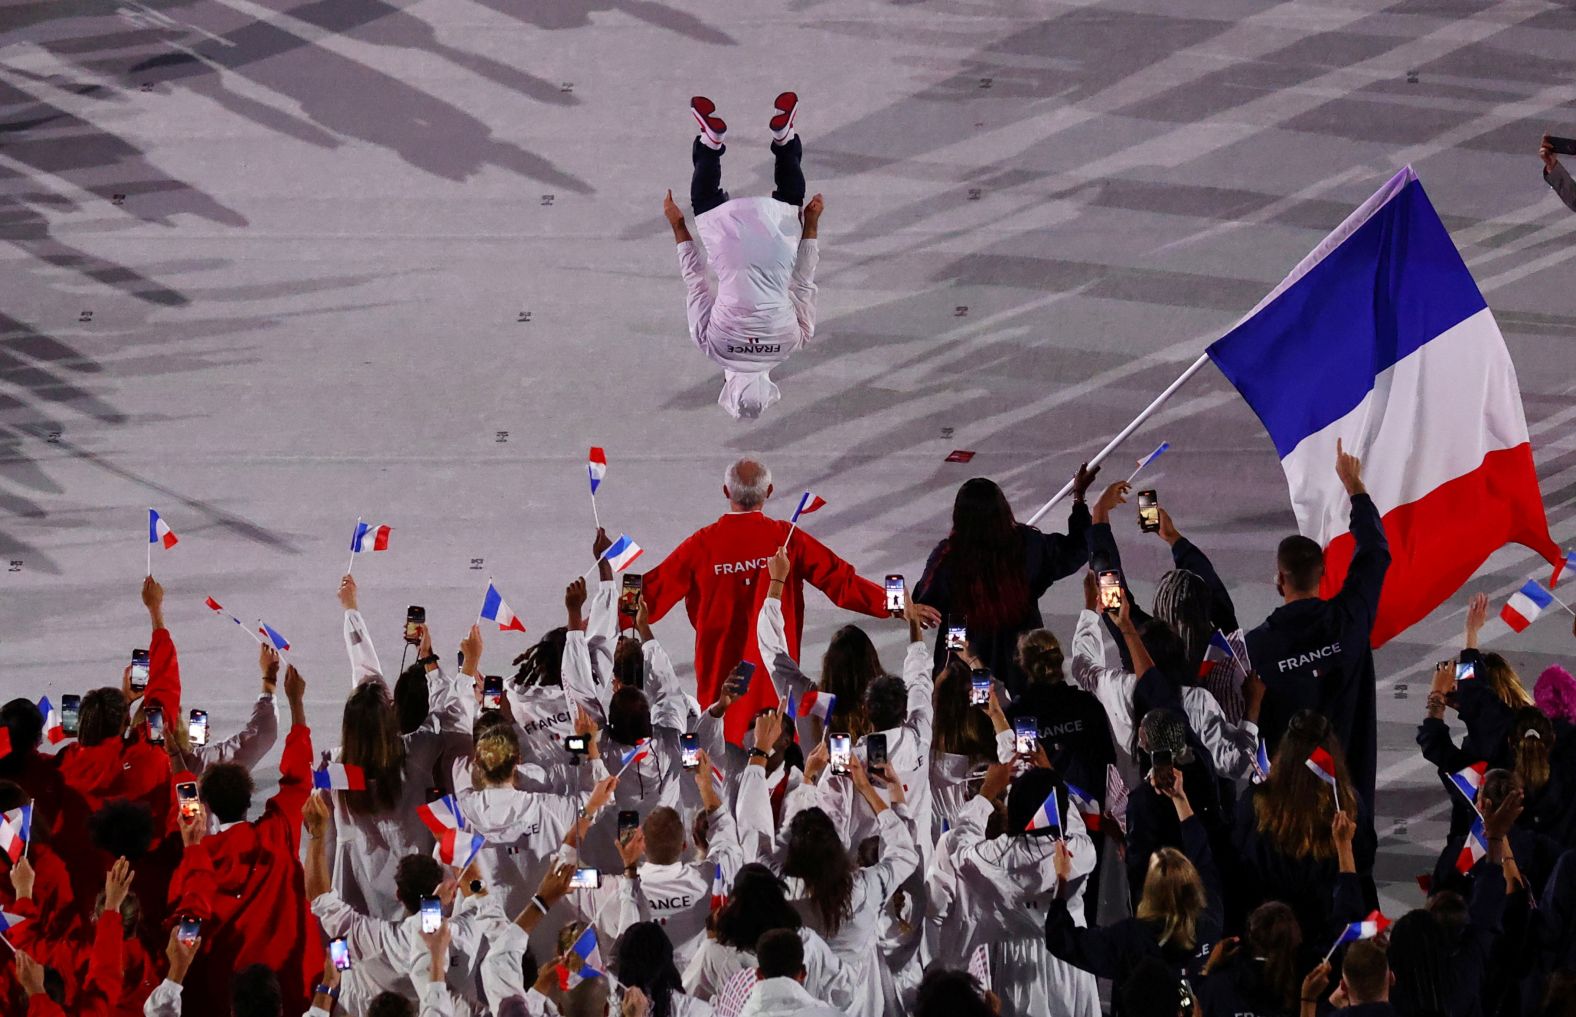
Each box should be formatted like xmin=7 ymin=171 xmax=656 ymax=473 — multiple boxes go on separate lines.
xmin=1025 ymin=354 xmax=1211 ymax=527
xmin=0 ymin=931 xmax=13 ymax=954
xmin=1546 ymin=588 xmax=1576 ymax=617
xmin=146 ymin=508 xmax=152 ymax=577
xmin=785 ymin=520 xmax=800 ymax=545
xmin=1322 ymin=935 xmax=1343 ymax=965
xmin=347 ymin=517 xmax=361 ymax=576
xmin=590 ymin=492 xmax=601 ymax=532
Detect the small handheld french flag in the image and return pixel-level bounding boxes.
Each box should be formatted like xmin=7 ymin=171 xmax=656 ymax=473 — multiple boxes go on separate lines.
xmin=258 ymin=622 xmax=291 ymax=652
xmin=1025 ymin=786 xmax=1062 ymax=835
xmin=791 ymin=491 xmax=826 ymax=524
xmin=1305 ymin=746 xmax=1342 ymax=809
xmin=1252 ymin=738 xmax=1272 ymax=783
xmin=1501 ymin=580 xmax=1554 ymax=633
xmin=588 ymin=447 xmax=607 ymax=495
xmin=417 ymin=795 xmax=465 ymax=837
xmin=350 ymin=521 xmax=393 ymax=554
xmin=436 ymin=829 xmax=485 ymax=871
xmin=480 ymin=582 xmax=527 ymax=633
xmin=1456 ymin=817 xmax=1489 ymax=873
xmin=39 ymin=697 xmax=64 ymax=745
xmin=710 ymin=861 xmax=727 ymax=913
xmin=1064 ymin=782 xmax=1101 ymax=833
xmin=565 ymin=926 xmax=603 ymax=988
xmin=797 ymin=689 xmax=836 ymax=722
xmin=149 ymin=509 xmax=178 ymax=549
xmin=1448 ymin=761 xmax=1487 ymax=806
xmin=0 ymin=805 xmax=31 ymax=862
xmin=313 ymin=763 xmax=367 ymax=792
xmin=1132 ymin=442 xmax=1170 ymax=474
xmin=0 ymin=909 xmax=26 ymax=935
xmin=600 ymin=534 xmax=644 ymax=573
xmin=1326 ymin=909 xmax=1391 ymax=960
xmin=620 ymin=740 xmax=651 ymax=770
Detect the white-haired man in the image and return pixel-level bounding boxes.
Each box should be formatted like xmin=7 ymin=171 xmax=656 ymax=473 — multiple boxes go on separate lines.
xmin=642 ymin=456 xmax=887 ymax=743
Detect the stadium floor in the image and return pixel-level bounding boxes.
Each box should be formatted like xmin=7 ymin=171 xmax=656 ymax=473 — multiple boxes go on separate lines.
xmin=3 ymin=0 xmax=1575 ymax=912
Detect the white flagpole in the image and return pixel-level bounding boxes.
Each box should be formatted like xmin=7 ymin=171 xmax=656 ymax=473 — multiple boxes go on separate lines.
xmin=1024 ymin=354 xmax=1211 ymax=528
xmin=590 ymin=491 xmax=602 ymax=531
xmin=347 ymin=517 xmax=361 ymax=576
xmin=784 ymin=520 xmax=800 ymax=545
xmin=1545 ymin=588 xmax=1576 ymax=617
xmin=146 ymin=508 xmax=153 ymax=577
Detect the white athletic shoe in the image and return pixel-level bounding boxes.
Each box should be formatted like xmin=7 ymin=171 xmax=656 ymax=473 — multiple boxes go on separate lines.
xmin=770 ymin=91 xmax=799 ymax=143
xmin=691 ymin=96 xmax=726 ymax=149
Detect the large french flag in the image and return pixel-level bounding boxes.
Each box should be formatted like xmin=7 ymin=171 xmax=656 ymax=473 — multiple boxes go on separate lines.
xmin=1208 ymin=167 xmax=1558 ymax=646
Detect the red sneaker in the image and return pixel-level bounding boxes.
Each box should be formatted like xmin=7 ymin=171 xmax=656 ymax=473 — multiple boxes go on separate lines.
xmin=770 ymin=91 xmax=799 ymax=141
xmin=691 ymin=96 xmax=727 ymax=147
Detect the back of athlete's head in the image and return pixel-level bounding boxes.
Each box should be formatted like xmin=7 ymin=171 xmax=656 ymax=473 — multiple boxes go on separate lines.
xmin=562 ymin=975 xmax=611 ymax=1017
xmin=724 ymin=456 xmax=772 ymax=509
xmin=231 ymin=964 xmax=283 ymax=1017
xmin=1117 ymin=957 xmax=1191 ymax=1017
xmin=78 ymin=688 xmax=128 ymax=747
xmin=1341 ymin=939 xmax=1391 ymax=1004
xmin=89 ymin=799 xmax=155 ymax=861
xmin=200 ymin=764 xmax=254 ymax=824
xmin=1276 ymin=535 xmax=1325 ymax=595
xmin=864 ymin=673 xmax=908 ymax=732
xmin=755 ymin=928 xmax=805 ymax=980
xmin=367 ymin=993 xmax=415 ymax=1017
xmin=394 ymin=853 xmax=443 ymax=915
xmin=914 ymin=968 xmax=994 ymax=1017
xmin=643 ymin=806 xmax=685 ymax=864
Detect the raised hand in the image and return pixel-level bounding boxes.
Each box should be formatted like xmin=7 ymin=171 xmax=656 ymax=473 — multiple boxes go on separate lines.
xmin=662 ymin=190 xmax=685 ymax=227
xmin=337 ymin=574 xmax=358 ymax=612
xmin=1465 ymin=592 xmax=1489 ymax=648
xmin=1071 ymin=461 xmax=1101 ymax=502
xmin=1335 ymin=437 xmax=1365 ymax=496
xmin=104 ymin=857 xmax=135 ymax=913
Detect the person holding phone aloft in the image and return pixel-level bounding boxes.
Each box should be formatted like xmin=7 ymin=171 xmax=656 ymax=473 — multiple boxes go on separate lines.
xmin=1541 ymin=134 xmax=1576 ymax=213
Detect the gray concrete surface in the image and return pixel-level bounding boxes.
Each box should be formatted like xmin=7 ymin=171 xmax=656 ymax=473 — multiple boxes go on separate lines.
xmin=2 ymin=0 xmax=1575 ymax=912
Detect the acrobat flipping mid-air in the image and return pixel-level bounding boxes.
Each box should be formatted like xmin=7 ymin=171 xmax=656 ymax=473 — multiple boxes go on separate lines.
xmin=662 ymin=92 xmax=823 ymax=420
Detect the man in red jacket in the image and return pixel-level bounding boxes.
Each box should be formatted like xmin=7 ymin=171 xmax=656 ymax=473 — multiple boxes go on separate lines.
xmin=165 ymin=665 xmax=318 ymax=1014
xmin=642 ymin=455 xmax=889 ymax=743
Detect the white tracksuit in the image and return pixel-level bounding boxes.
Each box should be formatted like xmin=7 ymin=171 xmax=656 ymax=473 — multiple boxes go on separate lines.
xmin=926 ymin=797 xmax=1100 ymax=1017
xmin=684 ymin=927 xmax=852 ymax=1009
xmin=1068 ymin=609 xmax=1260 ymax=785
xmin=739 ymin=977 xmax=849 ymax=1017
xmin=677 ymin=196 xmax=819 ymax=419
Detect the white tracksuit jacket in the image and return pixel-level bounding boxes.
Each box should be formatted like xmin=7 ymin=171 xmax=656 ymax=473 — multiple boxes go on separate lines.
xmin=677 ymin=196 xmax=819 ymax=419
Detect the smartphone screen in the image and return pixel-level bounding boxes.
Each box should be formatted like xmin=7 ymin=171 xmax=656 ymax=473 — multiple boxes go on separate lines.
xmin=60 ymin=695 xmax=81 ymax=737
xmin=330 ymin=937 xmax=351 ymax=971
xmin=946 ymin=626 xmax=967 ymax=652
xmin=188 ymin=709 xmax=209 ymax=747
xmin=1137 ymin=490 xmax=1159 ymax=533
xmin=1151 ymin=749 xmax=1175 ymax=792
xmin=419 ymin=897 xmax=441 ymax=933
xmin=130 ymin=649 xmax=150 ymax=692
xmin=884 ymin=574 xmax=905 ymax=615
xmin=570 ymin=867 xmax=601 ymax=889
xmin=1097 ymin=570 xmax=1123 ymax=612
xmin=866 ymin=732 xmax=888 ymax=768
xmin=146 ymin=708 xmax=165 ymax=745
xmin=564 ymin=734 xmax=589 ymax=755
xmin=619 ymin=574 xmax=642 ymax=616
xmin=618 ymin=810 xmax=640 ymax=840
xmin=680 ymin=732 xmax=700 ymax=769
xmin=177 ymin=917 xmax=201 ymax=945
xmin=405 ymin=605 xmax=426 ymax=645
xmin=732 ymin=661 xmax=755 ymax=695
xmin=1014 ymin=717 xmax=1038 ymax=756
xmin=482 ymin=675 xmax=504 ymax=711
xmin=1549 ymin=135 xmax=1576 ymax=156
xmin=1455 ymin=660 xmax=1475 ymax=683
xmin=176 ymin=780 xmax=201 ymax=821
xmin=829 ymin=733 xmax=852 ymax=775
xmin=969 ymin=671 xmax=991 ymax=707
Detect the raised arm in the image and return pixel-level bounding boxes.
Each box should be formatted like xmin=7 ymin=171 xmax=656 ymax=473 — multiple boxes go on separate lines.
xmin=143 ymin=577 xmax=182 ymax=719
xmin=263 ymin=668 xmax=313 ymax=845
xmin=790 ymin=194 xmax=822 ymax=344
xmin=791 ymin=530 xmax=887 ymax=619
xmin=639 ymin=534 xmax=698 ymax=625
xmin=1158 ymin=507 xmax=1239 ymax=633
xmin=339 ymin=575 xmax=385 ymax=687
xmin=1331 ymin=441 xmax=1390 ymax=625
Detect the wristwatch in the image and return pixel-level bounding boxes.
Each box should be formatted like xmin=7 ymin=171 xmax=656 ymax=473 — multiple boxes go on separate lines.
xmin=416 ymin=654 xmax=440 ymax=668
xmin=748 ymin=747 xmax=770 ymax=760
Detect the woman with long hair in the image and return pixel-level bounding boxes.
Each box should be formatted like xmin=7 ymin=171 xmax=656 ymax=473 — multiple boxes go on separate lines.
xmin=682 ymin=863 xmax=853 ymax=1008
xmin=616 ymin=921 xmax=713 ymax=1017
xmin=780 ymin=758 xmax=918 ymax=1017
xmin=1232 ymin=710 xmax=1373 ymax=957
xmin=929 ymin=655 xmax=1013 ymax=838
xmin=915 ymin=470 xmax=1098 ymax=695
xmin=1199 ymin=902 xmax=1303 ymax=1017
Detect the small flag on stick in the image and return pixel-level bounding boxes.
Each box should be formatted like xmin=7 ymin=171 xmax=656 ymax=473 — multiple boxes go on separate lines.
xmin=148 ymin=509 xmax=177 ymax=575
xmin=1127 ymin=442 xmax=1170 ymax=483
xmin=480 ymin=581 xmax=528 ymax=633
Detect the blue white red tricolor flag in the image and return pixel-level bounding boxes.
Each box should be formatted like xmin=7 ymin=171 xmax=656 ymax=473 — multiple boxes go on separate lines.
xmin=600 ymin=534 xmax=643 ymax=573
xmin=620 ymin=740 xmax=651 ymax=770
xmin=1551 ymin=549 xmax=1576 ymax=589
xmin=1330 ymin=910 xmax=1391 ymax=953
xmin=1501 ymin=580 xmax=1555 ymax=633
xmin=1129 ymin=442 xmax=1170 ymax=480
xmin=1456 ymin=817 xmax=1489 ymax=874
xmin=313 ymin=763 xmax=367 ymax=791
xmin=1064 ymin=782 xmax=1101 ymax=833
xmin=436 ymin=829 xmax=485 ymax=871
xmin=588 ymin=447 xmax=607 ymax=495
xmin=0 ymin=805 xmax=31 ymax=862
xmin=1207 ymin=167 xmax=1559 ymax=647
xmin=149 ymin=509 xmax=178 ymax=549
xmin=1305 ymin=746 xmax=1340 ymax=807
xmin=258 ymin=622 xmax=291 ymax=652
xmin=0 ymin=909 xmax=26 ymax=934
xmin=563 ymin=926 xmax=603 ymax=989
xmin=480 ymin=582 xmax=527 ymax=633
xmin=968 ymin=944 xmax=992 ymax=991
xmin=38 ymin=697 xmax=64 ymax=745
xmin=1253 ymin=738 xmax=1272 ymax=784
xmin=417 ymin=795 xmax=465 ymax=837
xmin=1025 ymin=786 xmax=1061 ymax=834
xmin=350 ymin=521 xmax=393 ymax=554
xmin=796 ymin=690 xmax=836 ymax=722
xmin=711 ymin=861 xmax=727 ymax=913
xmin=1449 ymin=761 xmax=1487 ymax=806
xmin=791 ymin=491 xmax=826 ymax=524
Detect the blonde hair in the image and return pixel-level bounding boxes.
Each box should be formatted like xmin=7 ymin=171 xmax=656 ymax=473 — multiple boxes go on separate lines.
xmin=471 ymin=724 xmax=520 ymax=787
xmin=1136 ymin=847 xmax=1206 ymax=951
xmin=1016 ymin=629 xmax=1065 ymax=685
xmin=1483 ymin=654 xmax=1535 ymax=711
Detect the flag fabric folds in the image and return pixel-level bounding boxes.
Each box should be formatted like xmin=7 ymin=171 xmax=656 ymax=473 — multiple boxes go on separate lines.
xmin=791 ymin=491 xmax=826 ymax=523
xmin=1501 ymin=580 xmax=1554 ymax=633
xmin=1025 ymin=787 xmax=1061 ymax=834
xmin=588 ymin=447 xmax=607 ymax=494
xmin=313 ymin=764 xmax=367 ymax=791
xmin=1448 ymin=762 xmax=1487 ymax=806
xmin=39 ymin=697 xmax=64 ymax=745
xmin=350 ymin=521 xmax=393 ymax=554
xmin=600 ymin=534 xmax=644 ymax=573
xmin=258 ymin=622 xmax=291 ymax=652
xmin=1206 ymin=166 xmax=1558 ymax=647
xmin=480 ymin=582 xmax=527 ymax=633
xmin=1064 ymin=782 xmax=1101 ymax=833
xmin=149 ymin=509 xmax=178 ymax=549
xmin=796 ymin=690 xmax=835 ymax=722
xmin=1456 ymin=817 xmax=1489 ymax=873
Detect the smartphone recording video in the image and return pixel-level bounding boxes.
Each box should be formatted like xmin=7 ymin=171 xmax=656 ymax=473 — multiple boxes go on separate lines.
xmin=1014 ymin=718 xmax=1038 ymax=757
xmin=482 ymin=675 xmax=504 ymax=711
xmin=1097 ymin=570 xmax=1123 ymax=613
xmin=176 ymin=780 xmax=201 ymax=821
xmin=130 ymin=649 xmax=150 ymax=693
xmin=619 ymin=574 xmax=643 ymax=616
xmin=946 ymin=626 xmax=967 ymax=652
xmin=1456 ymin=660 xmax=1476 ymax=684
xmin=419 ymin=897 xmax=441 ymax=933
xmin=618 ymin=810 xmax=639 ymax=840
xmin=570 ymin=867 xmax=601 ymax=890
xmin=564 ymin=734 xmax=589 ymax=756
xmin=732 ymin=661 xmax=755 ymax=694
xmin=884 ymin=574 xmax=905 ymax=616
xmin=1137 ymin=490 xmax=1160 ymax=533
xmin=969 ymin=670 xmax=991 ymax=707
xmin=1548 ymin=135 xmax=1576 ymax=156
xmin=680 ymin=732 xmax=701 ymax=770
xmin=866 ymin=732 xmax=888 ymax=768
xmin=146 ymin=708 xmax=165 ymax=745
xmin=1151 ymin=749 xmax=1176 ymax=792
xmin=829 ymin=734 xmax=852 ymax=775
xmin=177 ymin=917 xmax=201 ymax=945
xmin=404 ymin=605 xmax=426 ymax=645
xmin=330 ymin=937 xmax=352 ymax=971
xmin=60 ymin=695 xmax=81 ymax=737
xmin=188 ymin=709 xmax=209 ymax=747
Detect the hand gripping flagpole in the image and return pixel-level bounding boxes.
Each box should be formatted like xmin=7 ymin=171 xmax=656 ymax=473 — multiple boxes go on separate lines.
xmin=1025 ymin=355 xmax=1212 ymax=528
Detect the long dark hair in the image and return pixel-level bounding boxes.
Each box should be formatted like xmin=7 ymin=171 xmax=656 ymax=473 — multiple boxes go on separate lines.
xmin=818 ymin=625 xmax=882 ymax=737
xmin=1246 ymin=901 xmax=1302 ymax=1012
xmin=512 ymin=627 xmax=569 ymax=688
xmin=340 ymin=681 xmax=406 ymax=815
xmin=933 ymin=478 xmax=1028 ymax=631
xmin=1254 ymin=711 xmax=1356 ymax=860
xmin=715 ymin=863 xmax=802 ymax=950
xmin=931 ymin=657 xmax=995 ymax=759
xmin=615 ymin=922 xmax=683 ymax=1017
xmin=782 ymin=808 xmax=854 ymax=936
xmin=1388 ymin=909 xmax=1454 ymax=1017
